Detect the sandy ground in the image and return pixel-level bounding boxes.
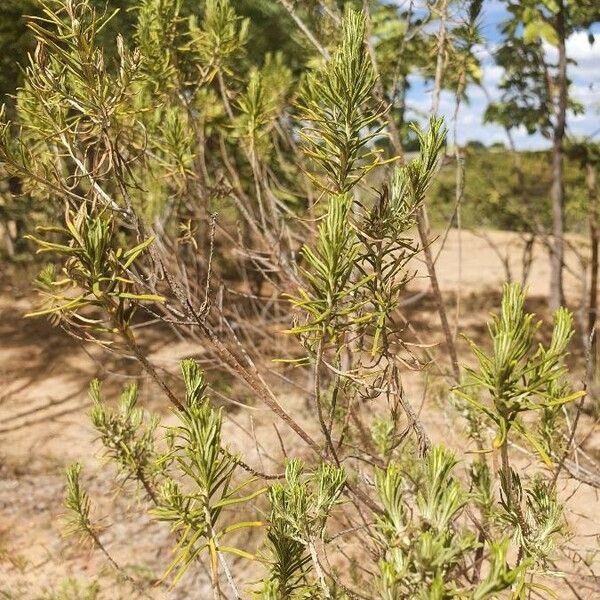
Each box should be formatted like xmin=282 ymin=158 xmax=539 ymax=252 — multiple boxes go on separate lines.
xmin=1 ymin=229 xmax=599 ymax=599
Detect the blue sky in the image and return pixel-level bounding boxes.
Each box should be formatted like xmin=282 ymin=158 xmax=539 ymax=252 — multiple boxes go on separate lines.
xmin=403 ymin=0 xmax=600 ymax=149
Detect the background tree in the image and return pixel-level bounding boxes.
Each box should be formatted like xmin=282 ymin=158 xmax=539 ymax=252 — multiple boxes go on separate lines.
xmin=486 ymin=0 xmax=600 ymax=309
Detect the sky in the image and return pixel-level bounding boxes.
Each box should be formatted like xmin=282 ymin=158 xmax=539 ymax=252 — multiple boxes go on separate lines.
xmin=403 ymin=0 xmax=600 ymax=150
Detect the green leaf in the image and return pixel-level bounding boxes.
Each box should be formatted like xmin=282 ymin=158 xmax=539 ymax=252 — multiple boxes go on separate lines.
xmin=217 ymin=520 xmax=263 ymax=537
xmin=514 ymin=420 xmax=552 ymax=466
xmin=25 ymin=296 xmax=87 ymax=317
xmin=122 ymin=236 xmax=155 ymax=269
xmin=219 ymin=545 xmax=255 ymax=561
xmin=213 ymin=487 xmax=267 ymax=509
xmin=117 ymin=292 xmax=165 ymax=303
xmin=523 ymin=20 xmax=558 ymax=46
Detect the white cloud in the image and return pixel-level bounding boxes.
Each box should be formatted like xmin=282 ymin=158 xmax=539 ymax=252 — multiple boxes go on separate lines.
xmin=408 ymin=33 xmax=598 ymax=148
xmin=566 ymin=30 xmax=599 ymax=62
xmin=484 ymin=64 xmax=504 ymax=87
xmin=543 ymin=30 xmax=599 ymax=83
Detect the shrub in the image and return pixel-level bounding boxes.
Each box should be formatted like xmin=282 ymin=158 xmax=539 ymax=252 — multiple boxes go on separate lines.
xmin=0 ymin=1 xmax=586 ymax=597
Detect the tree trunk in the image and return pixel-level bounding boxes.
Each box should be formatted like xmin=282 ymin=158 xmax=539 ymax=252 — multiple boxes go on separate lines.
xmin=549 ymin=1 xmax=567 ymax=310
xmin=587 ymin=161 xmax=599 ymax=383
xmin=431 ymin=0 xmax=448 ymax=116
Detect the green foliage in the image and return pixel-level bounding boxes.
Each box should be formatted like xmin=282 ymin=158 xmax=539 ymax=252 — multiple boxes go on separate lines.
xmin=154 ymin=106 xmax=195 ymax=179
xmin=484 ymin=34 xmax=553 ymax=136
xmin=135 ymin=0 xmax=183 ymax=91
xmin=455 ymin=284 xmax=579 ymax=577
xmin=298 ymin=9 xmax=383 ymax=193
xmin=258 ymin=460 xmax=345 ymax=598
xmin=0 ymin=1 xmax=138 ymax=106
xmin=458 ymin=283 xmax=582 ymax=456
xmin=357 ymin=118 xmax=446 ymax=354
xmin=375 ymin=447 xmax=525 ymax=599
xmin=150 ymin=359 xmax=264 ymax=584
xmin=20 ymin=0 xmax=141 ymax=159
xmin=496 ymin=473 xmax=566 ymax=565
xmin=390 ymin=119 xmax=447 ymax=211
xmin=429 ymin=147 xmax=593 ymax=232
xmin=269 ymin=459 xmax=346 ymax=544
xmin=89 ymin=379 xmax=159 ymax=495
xmin=189 ymin=0 xmax=249 ymax=83
xmin=235 ymin=54 xmax=293 ymax=158
xmin=428 ymin=0 xmax=485 ymax=94
xmin=0 ymin=0 xmax=300 ymax=104
xmin=290 ymin=117 xmax=446 ymax=355
xmin=257 ymin=498 xmax=312 ymax=598
xmin=64 ymin=463 xmax=95 ymax=543
xmin=0 ymin=0 xmax=145 ymax=234
xmin=290 ymin=193 xmax=364 ymax=343
xmin=484 ymin=0 xmax=597 ymax=139
xmin=25 ymin=204 xmax=162 ymax=335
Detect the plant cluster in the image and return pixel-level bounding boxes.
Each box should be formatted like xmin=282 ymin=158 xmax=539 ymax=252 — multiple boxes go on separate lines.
xmin=0 ymin=1 xmax=593 ymax=598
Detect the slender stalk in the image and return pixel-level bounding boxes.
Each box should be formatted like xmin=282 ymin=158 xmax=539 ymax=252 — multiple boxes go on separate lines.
xmin=362 ymin=0 xmax=403 ymax=160
xmin=500 ymin=439 xmax=529 ymax=564
xmin=500 ymin=441 xmax=514 ymax=510
xmin=82 ymin=522 xmax=155 ymax=599
xmin=120 ymin=323 xmax=184 ymax=411
xmin=420 ymin=0 xmax=461 ymax=383
xmin=204 ymin=512 xmax=241 ymax=600
xmin=137 ymin=469 xmax=158 ymax=505
xmin=587 ymin=161 xmax=599 ymax=383
xmin=417 ymin=216 xmax=461 ymax=381
xmin=431 ymin=0 xmax=448 ymax=116
xmin=308 ymin=538 xmax=332 ymax=599
xmin=315 ymin=327 xmax=341 ymax=464
xmin=217 ymin=551 xmax=241 ymax=600
xmin=155 ymin=271 xmax=382 ymax=513
xmin=549 ymin=0 xmax=567 ymax=310
xmin=277 ymin=0 xmax=330 ymax=60
xmin=452 ymin=70 xmax=466 ymax=341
